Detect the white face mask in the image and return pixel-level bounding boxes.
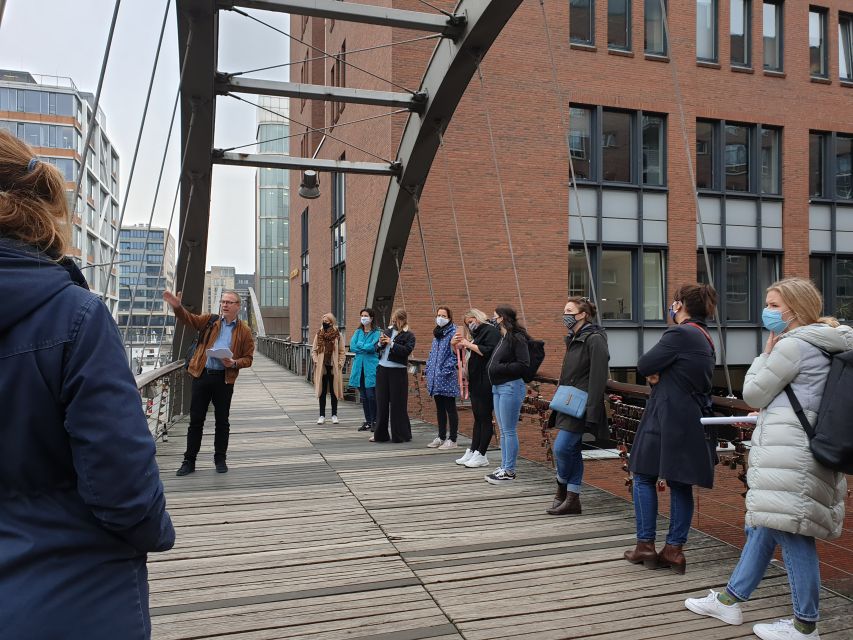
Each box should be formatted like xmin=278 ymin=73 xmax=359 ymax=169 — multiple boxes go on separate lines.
xmin=436 ymin=316 xmax=450 ymax=327
xmin=467 ymin=321 xmax=478 ymax=332
xmin=360 ymin=316 xmax=371 ymax=326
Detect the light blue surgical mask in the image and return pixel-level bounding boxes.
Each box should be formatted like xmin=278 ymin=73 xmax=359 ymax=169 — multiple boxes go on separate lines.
xmin=762 ymin=308 xmax=790 ymax=333
xmin=669 ymin=301 xmax=680 ymax=322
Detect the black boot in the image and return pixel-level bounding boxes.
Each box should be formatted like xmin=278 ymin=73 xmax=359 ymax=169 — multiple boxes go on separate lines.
xmin=550 ymin=482 xmax=567 ymax=510
xmin=176 ymin=460 xmax=195 ymax=476
xmin=547 ymin=491 xmax=581 ymax=515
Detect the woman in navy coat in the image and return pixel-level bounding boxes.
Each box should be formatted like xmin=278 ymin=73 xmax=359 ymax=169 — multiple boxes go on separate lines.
xmin=0 ymin=131 xmax=175 ymax=639
xmin=624 ymin=283 xmax=718 ymax=574
xmin=425 ymin=306 xmax=460 ymax=450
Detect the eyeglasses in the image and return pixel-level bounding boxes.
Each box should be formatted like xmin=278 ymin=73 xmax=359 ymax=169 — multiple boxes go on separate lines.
xmin=221 ymin=300 xmax=239 ymax=305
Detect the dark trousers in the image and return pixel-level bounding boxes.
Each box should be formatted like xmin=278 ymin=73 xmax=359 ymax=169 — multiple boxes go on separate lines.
xmin=434 ymin=395 xmax=459 ymax=441
xmin=185 ymin=370 xmax=234 ymax=462
xmin=359 ymin=381 xmax=377 ymax=424
xmin=319 ymin=365 xmax=338 ymax=416
xmin=374 ymin=365 xmax=411 ymax=442
xmin=469 ymin=392 xmax=494 ymax=455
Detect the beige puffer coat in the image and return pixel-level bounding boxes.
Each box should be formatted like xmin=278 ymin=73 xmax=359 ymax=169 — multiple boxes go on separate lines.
xmin=743 ymin=324 xmax=852 ymax=540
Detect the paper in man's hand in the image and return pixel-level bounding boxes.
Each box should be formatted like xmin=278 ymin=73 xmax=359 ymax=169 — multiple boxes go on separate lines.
xmin=207 ymin=347 xmax=233 ymax=360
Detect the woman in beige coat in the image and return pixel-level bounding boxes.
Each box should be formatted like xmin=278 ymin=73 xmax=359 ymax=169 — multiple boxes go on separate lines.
xmin=312 ymin=313 xmax=346 ymax=424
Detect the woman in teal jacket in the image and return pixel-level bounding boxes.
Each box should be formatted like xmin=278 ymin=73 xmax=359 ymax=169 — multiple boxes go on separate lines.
xmin=350 ymin=307 xmax=381 ymax=431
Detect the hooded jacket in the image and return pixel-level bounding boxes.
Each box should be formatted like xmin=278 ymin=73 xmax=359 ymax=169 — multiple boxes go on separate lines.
xmin=0 ymin=238 xmax=175 ymax=639
xmin=743 ymin=323 xmax=851 ymax=540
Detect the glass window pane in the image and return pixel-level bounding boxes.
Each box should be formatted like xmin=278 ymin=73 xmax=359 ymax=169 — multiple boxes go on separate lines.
xmin=836 ymin=135 xmax=852 ymax=200
xmin=569 ymin=107 xmax=593 ymax=180
xmin=809 ymin=9 xmax=827 ymax=77
xmin=760 ymin=128 xmax=780 ymax=194
xmin=730 ymin=0 xmax=750 ymax=66
xmin=725 ymin=254 xmax=751 ymax=321
xmin=696 ymin=121 xmax=716 ymax=189
xmin=643 ymin=251 xmax=665 ymax=321
xmin=841 ymin=15 xmax=853 ymax=81
xmin=642 ymin=115 xmax=665 ymax=186
xmin=809 ymin=133 xmax=824 ymax=198
xmin=758 ymin=254 xmax=780 ymax=300
xmin=697 ymin=252 xmax=714 ymax=285
xmin=809 ymin=256 xmax=825 ymax=299
xmin=725 ymin=124 xmax=750 ymax=192
xmin=837 ymin=258 xmax=853 ymax=322
xmin=600 ymin=250 xmax=633 ymax=320
xmin=608 ymin=0 xmax=630 ymax=49
xmin=569 ymin=248 xmax=591 ymax=298
xmin=602 ymin=110 xmax=631 ymax=183
xmin=645 ymin=0 xmax=667 ymax=54
xmin=570 ymin=0 xmax=594 ymax=45
xmin=24 ymin=90 xmax=41 ymax=114
xmin=763 ymin=2 xmax=782 ymax=71
xmin=697 ymin=0 xmax=717 ymax=61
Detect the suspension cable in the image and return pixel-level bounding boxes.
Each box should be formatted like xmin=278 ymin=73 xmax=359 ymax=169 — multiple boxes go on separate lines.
xmin=411 ymin=193 xmax=437 ymax=312
xmin=221 ymin=108 xmax=408 ymax=153
xmin=71 ymin=0 xmax=122 ymax=208
xmin=393 ymin=249 xmax=407 ymax=311
xmin=103 ymin=0 xmax=172 ymax=300
xmin=227 ymin=93 xmax=394 ymax=164
xmin=414 ymin=0 xmax=454 ymax=18
xmin=537 ymin=0 xmax=599 ymax=311
xmin=438 ymin=130 xmax=472 ymax=309
xmin=230 ymin=33 xmax=442 ymax=77
xmin=475 ymin=63 xmax=526 ymax=325
xmin=229 ymin=8 xmax=419 ymax=95
xmin=658 ymin=0 xmax=734 ymax=397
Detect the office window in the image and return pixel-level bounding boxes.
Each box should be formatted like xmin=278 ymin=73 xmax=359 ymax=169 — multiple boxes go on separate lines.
xmin=645 ymin=0 xmax=668 ymax=55
xmin=608 ymin=0 xmax=630 ymax=50
xmin=642 ymin=114 xmax=665 ymax=186
xmin=810 ymin=133 xmax=824 ymax=198
xmin=602 ymin=110 xmax=632 ymax=183
xmin=763 ymin=2 xmax=783 ymax=71
xmin=838 ymin=258 xmax=853 ymax=321
xmin=331 ymin=170 xmax=346 ymax=331
xmin=698 ymin=252 xmax=779 ymax=322
xmin=696 ymin=120 xmax=716 ymax=189
xmin=570 ymin=0 xmax=594 ymax=45
xmin=841 ymin=14 xmax=853 ymax=81
xmin=569 ymin=248 xmax=591 ymax=298
xmin=600 ymin=250 xmax=633 ymax=320
xmin=837 ymin=135 xmax=852 ymax=200
xmin=697 ymin=0 xmax=718 ymax=62
xmin=725 ymin=124 xmax=750 ymax=192
xmin=643 ymin=250 xmax=666 ymax=320
xmin=569 ymin=107 xmax=593 ymax=179
xmin=809 ymin=7 xmax=828 ymax=78
xmin=760 ymin=128 xmax=781 ymax=194
xmin=730 ymin=0 xmax=751 ymax=66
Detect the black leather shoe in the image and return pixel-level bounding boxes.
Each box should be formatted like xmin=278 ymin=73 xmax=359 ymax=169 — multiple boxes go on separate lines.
xmin=215 ymin=459 xmax=228 ymax=473
xmin=176 ymin=460 xmax=195 ymax=476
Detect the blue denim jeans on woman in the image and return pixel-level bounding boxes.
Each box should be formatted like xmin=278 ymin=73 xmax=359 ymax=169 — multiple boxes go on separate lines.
xmin=632 ymin=472 xmax=694 ymax=546
xmin=553 ymin=430 xmax=584 ymax=493
xmin=492 ymin=378 xmax=526 ymax=473
xmin=359 ymin=382 xmax=377 ymax=424
xmin=726 ymin=526 xmax=820 ymax=622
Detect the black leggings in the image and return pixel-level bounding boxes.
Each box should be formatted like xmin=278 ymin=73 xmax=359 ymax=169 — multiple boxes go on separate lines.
xmin=434 ymin=395 xmax=458 ymax=442
xmin=319 ymin=365 xmax=338 ymax=416
xmin=468 ymin=392 xmax=494 ymax=455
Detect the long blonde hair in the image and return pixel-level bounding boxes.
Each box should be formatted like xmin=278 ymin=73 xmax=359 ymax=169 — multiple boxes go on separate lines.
xmin=462 ymin=308 xmax=489 ymax=339
xmin=767 ymin=277 xmax=836 ymax=327
xmin=0 ymin=130 xmax=70 ymax=256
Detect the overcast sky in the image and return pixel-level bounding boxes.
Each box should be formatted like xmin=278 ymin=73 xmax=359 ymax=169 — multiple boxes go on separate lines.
xmin=0 ymin=0 xmax=291 ymax=273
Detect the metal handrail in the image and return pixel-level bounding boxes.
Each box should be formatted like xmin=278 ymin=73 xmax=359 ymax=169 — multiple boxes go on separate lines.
xmin=135 ymin=359 xmax=187 ymax=441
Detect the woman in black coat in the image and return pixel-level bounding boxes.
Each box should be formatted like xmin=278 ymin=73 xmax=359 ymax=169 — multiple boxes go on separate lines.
xmin=371 ymin=308 xmax=415 ymax=443
xmin=624 ymin=283 xmax=718 ymax=574
xmin=546 ymin=297 xmax=609 ymax=516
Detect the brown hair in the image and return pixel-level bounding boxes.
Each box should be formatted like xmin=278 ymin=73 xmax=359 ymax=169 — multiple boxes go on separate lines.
xmin=436 ymin=305 xmax=453 ymax=323
xmin=767 ymin=277 xmax=835 ymax=327
xmin=566 ymin=296 xmax=597 ymax=320
xmin=392 ymin=308 xmax=409 ymax=331
xmin=674 ymin=283 xmax=718 ymax=319
xmin=0 ymin=130 xmax=70 ymax=256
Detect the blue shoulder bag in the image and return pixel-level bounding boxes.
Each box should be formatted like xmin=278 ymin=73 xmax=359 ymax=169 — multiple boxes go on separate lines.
xmin=549 ymin=385 xmax=588 ymax=419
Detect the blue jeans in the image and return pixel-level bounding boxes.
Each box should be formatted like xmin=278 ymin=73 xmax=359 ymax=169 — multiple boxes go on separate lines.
xmin=727 ymin=526 xmax=820 ymax=622
xmin=632 ymin=472 xmax=694 ymax=546
xmin=359 ymin=382 xmax=377 ymax=424
xmin=553 ymin=430 xmax=584 ymax=493
xmin=492 ymin=379 xmax=526 ymax=472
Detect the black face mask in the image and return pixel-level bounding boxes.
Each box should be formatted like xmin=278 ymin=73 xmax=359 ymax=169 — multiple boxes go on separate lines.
xmin=322 ymin=322 xmax=331 ymax=330
xmin=487 ymin=318 xmax=499 ymax=328
xmin=562 ymin=314 xmax=578 ymax=331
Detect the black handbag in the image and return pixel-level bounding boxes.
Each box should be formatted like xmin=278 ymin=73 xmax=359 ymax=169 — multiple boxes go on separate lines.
xmin=184 ymin=314 xmax=219 ymax=369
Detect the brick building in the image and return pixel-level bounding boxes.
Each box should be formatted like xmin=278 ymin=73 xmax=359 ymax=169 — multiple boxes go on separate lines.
xmin=290 ymin=0 xmax=853 ymax=387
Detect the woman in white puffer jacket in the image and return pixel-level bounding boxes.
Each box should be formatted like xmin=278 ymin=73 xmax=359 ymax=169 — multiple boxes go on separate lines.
xmin=685 ymin=278 xmax=851 ymax=640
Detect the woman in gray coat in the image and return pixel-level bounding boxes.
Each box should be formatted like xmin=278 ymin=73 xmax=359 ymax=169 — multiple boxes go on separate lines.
xmin=685 ymin=278 xmax=851 ymax=640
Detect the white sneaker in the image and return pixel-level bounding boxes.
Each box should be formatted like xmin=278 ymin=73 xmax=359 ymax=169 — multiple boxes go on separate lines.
xmin=427 ymin=437 xmax=443 ymax=448
xmin=455 ymin=449 xmax=474 ymax=465
xmin=753 ymin=619 xmax=820 ymax=640
xmin=317 ymin=416 xmax=325 ymax=425
xmin=684 ymin=590 xmax=743 ymax=626
xmin=438 ymin=439 xmax=457 ymax=450
xmin=331 ymin=415 xmax=339 ymax=424
xmin=465 ymin=452 xmax=490 ymax=468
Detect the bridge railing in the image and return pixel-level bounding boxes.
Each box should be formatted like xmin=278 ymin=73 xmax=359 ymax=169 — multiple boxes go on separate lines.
xmin=135 ymin=360 xmax=187 ymax=441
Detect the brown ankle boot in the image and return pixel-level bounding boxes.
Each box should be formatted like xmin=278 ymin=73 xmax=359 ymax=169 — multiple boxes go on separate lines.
xmin=623 ymin=541 xmax=658 ymax=568
xmin=547 ymin=491 xmax=581 ymax=515
xmin=550 ymin=482 xmax=567 ymax=510
xmin=657 ymin=543 xmax=686 ymax=574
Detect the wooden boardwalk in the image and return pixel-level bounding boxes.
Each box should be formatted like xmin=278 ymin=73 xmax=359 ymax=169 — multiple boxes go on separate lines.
xmin=150 ymin=355 xmax=853 ymax=639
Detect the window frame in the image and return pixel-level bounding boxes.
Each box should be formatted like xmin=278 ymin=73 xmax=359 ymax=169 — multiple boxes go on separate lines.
xmin=730 ymin=0 xmax=752 ymax=68
xmin=645 ymin=0 xmax=669 ymax=56
xmin=608 ymin=0 xmax=631 ymax=51
xmin=570 ymin=0 xmax=595 ymax=46
xmin=697 ymin=250 xmax=782 ymax=324
xmin=811 ymin=131 xmax=853 ymax=202
xmin=330 ymin=164 xmax=346 ymax=333
xmin=762 ymin=1 xmax=784 ymax=72
xmin=696 ymin=0 xmax=719 ymax=63
xmin=809 ymin=6 xmax=829 ymax=79
xmin=301 ymin=207 xmax=310 ymax=343
xmin=696 ymin=119 xmax=782 ymax=196
xmin=841 ymin=13 xmax=853 ymax=82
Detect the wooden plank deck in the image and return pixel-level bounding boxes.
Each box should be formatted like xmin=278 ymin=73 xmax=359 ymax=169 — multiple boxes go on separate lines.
xmin=150 ymin=355 xmax=853 ymax=639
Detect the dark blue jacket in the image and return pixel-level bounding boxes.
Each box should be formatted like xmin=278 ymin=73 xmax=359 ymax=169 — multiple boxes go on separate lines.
xmin=0 ymin=239 xmax=175 ymax=639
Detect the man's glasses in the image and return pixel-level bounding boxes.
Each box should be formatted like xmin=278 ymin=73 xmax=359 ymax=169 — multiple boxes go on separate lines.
xmin=221 ymin=300 xmax=239 ymax=305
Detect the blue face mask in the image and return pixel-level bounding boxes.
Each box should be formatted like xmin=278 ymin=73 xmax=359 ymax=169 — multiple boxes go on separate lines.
xmin=669 ymin=302 xmax=679 ymax=322
xmin=762 ymin=308 xmax=790 ymax=333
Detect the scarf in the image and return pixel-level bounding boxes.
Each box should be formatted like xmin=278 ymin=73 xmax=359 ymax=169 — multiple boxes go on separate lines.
xmin=316 ymin=326 xmax=340 ymax=354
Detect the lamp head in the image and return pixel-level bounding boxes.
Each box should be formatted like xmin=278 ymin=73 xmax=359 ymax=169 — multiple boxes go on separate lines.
xmin=298 ymin=170 xmax=320 ymax=199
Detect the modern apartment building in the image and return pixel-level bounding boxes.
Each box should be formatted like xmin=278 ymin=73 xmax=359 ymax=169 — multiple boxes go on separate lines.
xmin=203 ymin=265 xmax=236 ymax=315
xmin=256 ymin=95 xmax=291 ymax=337
xmin=290 ymin=1 xmax=853 ymax=389
xmin=235 ymin=272 xmax=255 ymax=322
xmin=0 ymin=69 xmax=121 ymax=311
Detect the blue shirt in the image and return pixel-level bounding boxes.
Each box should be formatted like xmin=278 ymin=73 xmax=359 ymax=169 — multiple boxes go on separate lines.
xmin=205 ymin=317 xmax=237 ymax=369
xmin=378 ymin=328 xmax=407 ymax=369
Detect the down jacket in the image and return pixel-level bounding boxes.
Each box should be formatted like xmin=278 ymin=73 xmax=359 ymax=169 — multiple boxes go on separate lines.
xmin=425 ymin=323 xmax=460 ymax=397
xmin=743 ymin=323 xmax=852 ymax=540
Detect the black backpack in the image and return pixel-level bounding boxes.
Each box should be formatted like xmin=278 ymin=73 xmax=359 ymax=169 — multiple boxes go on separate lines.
xmin=784 ymin=349 xmax=853 ymax=474
xmin=522 ymin=336 xmax=546 ymax=383
xmin=184 ymin=315 xmax=219 ymax=370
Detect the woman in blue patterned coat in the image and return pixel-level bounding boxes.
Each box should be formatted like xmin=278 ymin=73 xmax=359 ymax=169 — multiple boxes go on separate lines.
xmin=425 ymin=306 xmax=461 ymax=450
xmin=350 ymin=308 xmax=381 ymax=431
